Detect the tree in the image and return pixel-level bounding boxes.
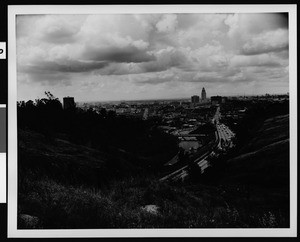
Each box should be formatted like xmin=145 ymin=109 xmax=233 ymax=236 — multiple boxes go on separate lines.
xmin=100 ymin=108 xmax=107 ymax=117
xmin=44 ymin=91 xmax=55 ymax=100
xmin=25 ymin=100 xmax=34 ymax=109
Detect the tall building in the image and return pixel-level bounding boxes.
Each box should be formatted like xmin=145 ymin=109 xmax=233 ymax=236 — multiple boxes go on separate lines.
xmin=201 ymin=87 xmax=206 ymax=100
xmin=63 ymin=97 xmax=76 ymax=110
xmin=191 ymin=95 xmax=200 ymax=104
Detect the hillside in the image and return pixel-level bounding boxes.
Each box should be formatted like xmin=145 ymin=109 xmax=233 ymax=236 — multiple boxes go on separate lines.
xmin=17 ymin=110 xmax=290 ymax=228
xmin=18 ymin=129 xmax=145 ymax=187
xmin=224 ymin=114 xmax=289 ymax=188
xmin=18 ymin=128 xmax=257 ymax=228
xmin=214 ymin=114 xmax=290 ymax=226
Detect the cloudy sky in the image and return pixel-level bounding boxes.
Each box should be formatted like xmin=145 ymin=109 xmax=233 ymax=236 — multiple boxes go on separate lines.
xmin=16 ymin=13 xmax=289 ymax=102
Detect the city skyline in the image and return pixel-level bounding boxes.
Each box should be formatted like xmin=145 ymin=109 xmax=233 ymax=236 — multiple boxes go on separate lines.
xmin=16 ymin=13 xmax=289 ymax=102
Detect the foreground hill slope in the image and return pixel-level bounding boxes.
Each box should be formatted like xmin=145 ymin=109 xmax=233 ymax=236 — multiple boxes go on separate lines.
xmin=225 ymin=114 xmax=289 ymax=187
xmin=18 ymin=129 xmax=143 ymax=187
xmin=18 ymin=110 xmax=290 ymax=228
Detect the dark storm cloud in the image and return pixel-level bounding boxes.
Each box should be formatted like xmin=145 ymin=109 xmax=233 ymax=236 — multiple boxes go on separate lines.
xmin=20 ymin=60 xmax=109 ymax=74
xmin=26 ymin=71 xmax=71 ymax=85
xmin=95 ymin=48 xmax=189 ymax=76
xmin=140 ymin=49 xmax=188 ymax=73
xmin=82 ymin=45 xmax=156 ymax=63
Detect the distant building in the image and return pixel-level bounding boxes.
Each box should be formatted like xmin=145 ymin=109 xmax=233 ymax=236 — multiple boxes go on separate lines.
xmin=143 ymin=108 xmax=149 ymax=120
xmin=211 ymin=96 xmax=222 ymax=105
xmin=201 ymin=87 xmax=206 ymax=100
xmin=221 ymin=97 xmax=227 ymax=104
xmin=191 ymin=95 xmax=200 ymax=104
xmin=63 ymin=97 xmax=76 ymax=110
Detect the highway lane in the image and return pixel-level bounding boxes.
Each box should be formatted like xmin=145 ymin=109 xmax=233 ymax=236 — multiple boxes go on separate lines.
xmin=214 ymin=106 xmax=235 ymax=148
xmin=216 ymin=123 xmax=235 ymax=148
xmin=160 ymin=130 xmax=220 ymax=182
xmin=159 ymin=148 xmax=212 ymax=181
xmin=160 ymin=107 xmax=221 ymax=182
xmin=160 ymin=105 xmax=235 ymax=182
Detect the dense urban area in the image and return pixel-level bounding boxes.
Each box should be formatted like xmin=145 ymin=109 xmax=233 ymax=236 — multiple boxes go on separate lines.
xmin=17 ymin=89 xmax=290 ymax=229
xmin=75 ymin=89 xmax=289 ymax=180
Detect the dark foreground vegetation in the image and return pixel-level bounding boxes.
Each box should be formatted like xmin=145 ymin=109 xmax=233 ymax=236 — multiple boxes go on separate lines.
xmin=18 ymin=94 xmax=290 ymax=228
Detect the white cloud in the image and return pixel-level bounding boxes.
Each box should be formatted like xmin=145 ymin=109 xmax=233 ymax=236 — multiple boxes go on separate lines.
xmin=230 ymin=53 xmax=283 ymax=68
xmin=242 ymin=29 xmax=288 ymax=55
xmin=156 ymin=14 xmax=178 ymax=33
xmin=16 ymin=13 xmax=289 ymax=101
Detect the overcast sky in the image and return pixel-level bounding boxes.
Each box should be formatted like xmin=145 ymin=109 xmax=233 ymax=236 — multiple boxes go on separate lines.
xmin=16 ymin=13 xmax=289 ymax=102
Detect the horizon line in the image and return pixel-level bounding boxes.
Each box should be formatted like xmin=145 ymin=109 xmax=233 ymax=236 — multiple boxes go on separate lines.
xmin=17 ymin=92 xmax=289 ymax=104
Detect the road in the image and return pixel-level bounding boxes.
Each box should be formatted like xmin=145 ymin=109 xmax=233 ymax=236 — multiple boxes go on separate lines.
xmin=159 ymin=147 xmax=213 ymax=182
xmin=216 ymin=123 xmax=235 ymax=148
xmin=214 ymin=106 xmax=235 ymax=148
xmin=160 ymin=105 xmax=235 ymax=182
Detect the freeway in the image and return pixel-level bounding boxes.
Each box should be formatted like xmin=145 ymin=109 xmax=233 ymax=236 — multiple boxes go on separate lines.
xmin=216 ymin=123 xmax=235 ymax=148
xmin=159 ymin=147 xmax=213 ymax=182
xmin=160 ymin=105 xmax=235 ymax=182
xmin=214 ymin=106 xmax=235 ymax=148
xmin=160 ymin=129 xmax=220 ymax=182
xmin=213 ymin=105 xmax=235 ymax=148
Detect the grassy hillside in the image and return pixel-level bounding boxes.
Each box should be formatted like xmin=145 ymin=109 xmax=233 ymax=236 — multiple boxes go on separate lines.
xmin=225 ymin=114 xmax=289 ymax=188
xmin=218 ymin=114 xmax=290 ymax=226
xmin=19 ymin=173 xmax=286 ymax=229
xmin=18 ymin=129 xmax=145 ymax=187
xmin=190 ymin=113 xmax=290 ymax=227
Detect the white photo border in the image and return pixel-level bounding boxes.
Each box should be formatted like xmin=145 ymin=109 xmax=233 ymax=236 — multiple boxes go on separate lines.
xmin=8 ymin=4 xmax=297 ymax=238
